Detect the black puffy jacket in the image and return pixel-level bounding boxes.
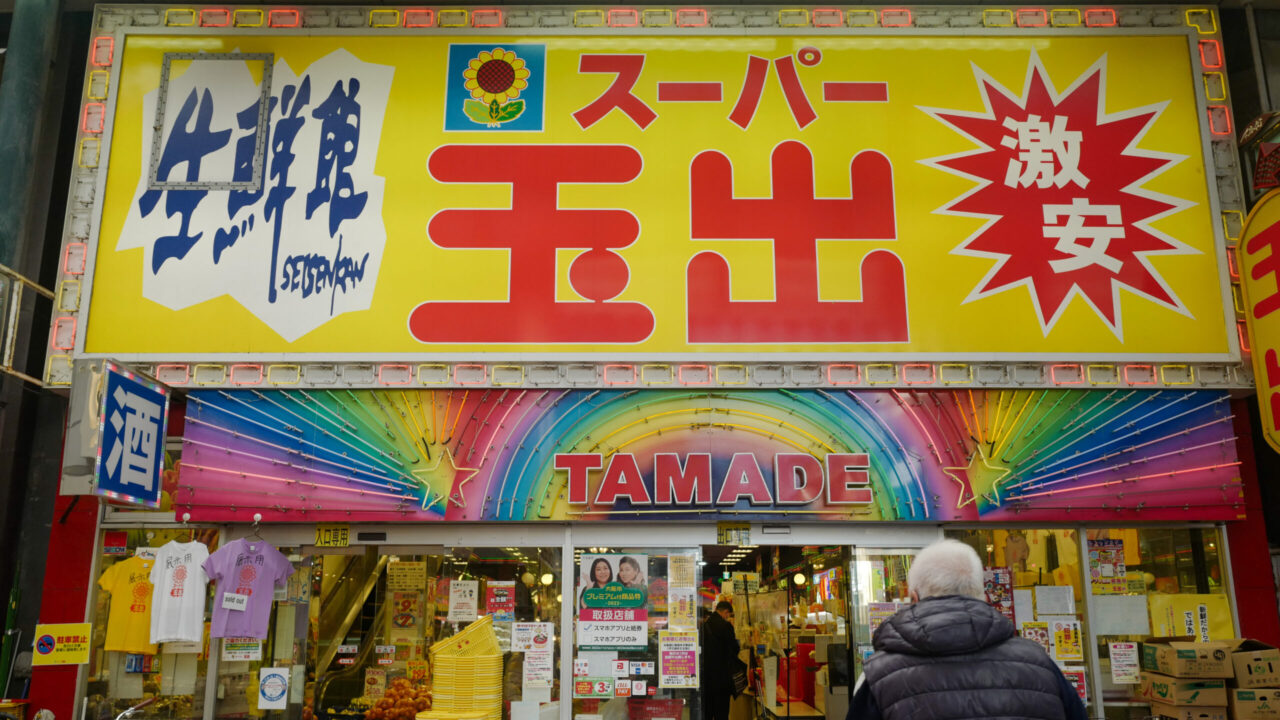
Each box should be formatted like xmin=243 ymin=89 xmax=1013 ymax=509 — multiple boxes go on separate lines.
xmin=862 ymin=595 xmax=1069 ymax=720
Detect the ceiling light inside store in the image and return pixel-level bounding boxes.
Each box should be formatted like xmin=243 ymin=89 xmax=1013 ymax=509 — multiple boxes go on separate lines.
xmin=541 ymin=573 xmax=554 ymax=586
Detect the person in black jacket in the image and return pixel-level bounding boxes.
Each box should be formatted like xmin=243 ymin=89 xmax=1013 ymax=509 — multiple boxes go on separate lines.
xmin=847 ymin=540 xmax=1087 ymax=720
xmin=701 ymin=600 xmax=740 ymax=720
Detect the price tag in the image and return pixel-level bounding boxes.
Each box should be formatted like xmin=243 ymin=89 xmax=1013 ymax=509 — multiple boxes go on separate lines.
xmin=222 ymin=592 xmax=249 ymax=611
xmin=376 ymin=645 xmax=396 ymax=654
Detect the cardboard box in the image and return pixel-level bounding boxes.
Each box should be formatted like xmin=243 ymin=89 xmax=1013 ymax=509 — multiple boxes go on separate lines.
xmin=1140 ymin=672 xmax=1229 ymax=706
xmin=1144 ymin=637 xmax=1236 ymax=679
xmin=1229 ymin=688 xmax=1280 ymax=719
xmin=1148 ymin=703 xmax=1227 ymax=720
xmin=1230 ymin=641 xmax=1280 ymax=689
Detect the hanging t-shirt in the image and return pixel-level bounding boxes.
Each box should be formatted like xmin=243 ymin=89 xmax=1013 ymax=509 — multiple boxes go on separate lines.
xmin=149 ymin=540 xmax=211 ymax=644
xmin=202 ymin=538 xmax=293 ymax=639
xmin=98 ymin=555 xmax=158 ymax=654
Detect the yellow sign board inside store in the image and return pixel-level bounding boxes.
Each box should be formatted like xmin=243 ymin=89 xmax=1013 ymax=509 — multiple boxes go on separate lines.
xmin=78 ymin=29 xmax=1233 ymax=361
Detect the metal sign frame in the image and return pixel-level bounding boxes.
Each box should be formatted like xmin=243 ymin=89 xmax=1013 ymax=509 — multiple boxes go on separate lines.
xmin=43 ymin=4 xmax=1250 ymax=390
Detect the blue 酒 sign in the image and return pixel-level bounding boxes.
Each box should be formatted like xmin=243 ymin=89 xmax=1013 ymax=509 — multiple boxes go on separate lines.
xmin=97 ymin=364 xmax=168 ymax=507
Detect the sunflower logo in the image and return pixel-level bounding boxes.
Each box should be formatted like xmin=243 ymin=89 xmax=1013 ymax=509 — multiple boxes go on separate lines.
xmin=462 ymin=48 xmax=530 ymax=127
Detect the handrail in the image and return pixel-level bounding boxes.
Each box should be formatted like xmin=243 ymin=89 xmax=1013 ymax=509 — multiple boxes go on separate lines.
xmin=316 ymin=554 xmax=390 ymax=677
xmin=113 ymin=697 xmax=157 ymax=720
xmin=316 ymin=597 xmax=393 ymax=710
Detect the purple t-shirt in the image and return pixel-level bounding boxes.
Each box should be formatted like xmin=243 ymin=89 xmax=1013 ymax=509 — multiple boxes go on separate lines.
xmin=202 ymin=538 xmax=293 ymax=639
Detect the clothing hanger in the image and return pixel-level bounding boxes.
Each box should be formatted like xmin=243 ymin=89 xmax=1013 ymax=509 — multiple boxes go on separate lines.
xmin=247 ymin=513 xmax=265 ymax=542
xmin=136 ymin=531 xmax=158 ymax=560
xmin=181 ymin=512 xmax=194 ymax=543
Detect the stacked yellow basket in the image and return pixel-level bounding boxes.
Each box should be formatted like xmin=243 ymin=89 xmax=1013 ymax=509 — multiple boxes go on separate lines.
xmin=417 ymin=616 xmax=504 ymax=720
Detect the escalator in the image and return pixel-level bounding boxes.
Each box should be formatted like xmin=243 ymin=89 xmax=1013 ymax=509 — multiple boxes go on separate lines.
xmin=314 ymin=551 xmax=390 ymax=719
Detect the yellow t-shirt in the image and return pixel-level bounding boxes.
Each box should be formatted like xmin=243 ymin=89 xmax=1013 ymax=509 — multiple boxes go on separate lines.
xmin=98 ymin=555 xmax=158 ymax=654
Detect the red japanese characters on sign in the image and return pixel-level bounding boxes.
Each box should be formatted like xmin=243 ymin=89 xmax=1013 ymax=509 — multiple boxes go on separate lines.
xmin=924 ymin=52 xmax=1193 ymax=337
xmin=1239 ymin=189 xmax=1280 ymax=453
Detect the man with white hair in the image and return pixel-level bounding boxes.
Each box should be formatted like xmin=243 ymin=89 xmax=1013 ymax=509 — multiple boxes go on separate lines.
xmin=845 ymin=539 xmax=1087 ymax=720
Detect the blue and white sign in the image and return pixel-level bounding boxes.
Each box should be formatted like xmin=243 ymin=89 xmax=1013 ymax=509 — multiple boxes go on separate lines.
xmin=259 ymin=667 xmax=290 ymax=709
xmin=97 ymin=362 xmax=169 ymax=507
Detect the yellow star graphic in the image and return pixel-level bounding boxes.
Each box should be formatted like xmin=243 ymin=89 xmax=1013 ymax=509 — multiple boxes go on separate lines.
xmin=408 ymin=445 xmax=480 ymax=511
xmin=942 ymin=445 xmax=1011 ymax=511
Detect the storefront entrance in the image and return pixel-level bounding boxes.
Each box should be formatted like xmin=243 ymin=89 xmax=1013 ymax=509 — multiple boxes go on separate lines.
xmin=77 ymin=519 xmax=1238 ymax=720
xmin=283 ymin=524 xmax=939 ymax=720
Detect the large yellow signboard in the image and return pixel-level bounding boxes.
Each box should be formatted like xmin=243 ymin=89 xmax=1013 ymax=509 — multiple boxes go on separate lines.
xmin=81 ymin=30 xmax=1234 ymax=360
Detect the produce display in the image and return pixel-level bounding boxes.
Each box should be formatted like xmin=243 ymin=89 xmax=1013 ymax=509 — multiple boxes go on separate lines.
xmin=365 ymin=678 xmax=432 ymax=720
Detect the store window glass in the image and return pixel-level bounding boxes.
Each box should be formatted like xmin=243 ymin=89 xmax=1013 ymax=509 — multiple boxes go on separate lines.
xmin=87 ymin=527 xmax=221 ymax=720
xmin=1085 ymin=527 xmax=1231 ymax=720
xmin=569 ymin=547 xmax=700 ymax=720
xmin=700 ymin=545 xmax=856 ymax=720
xmin=847 ymin=547 xmax=916 ymax=683
xmin=945 ymin=530 xmax=1091 ymax=710
xmin=308 ymin=546 xmax=561 ymax=720
xmin=212 ymin=541 xmax=308 ymax=720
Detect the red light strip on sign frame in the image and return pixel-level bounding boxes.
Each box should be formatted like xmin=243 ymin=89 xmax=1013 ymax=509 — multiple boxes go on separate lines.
xmin=268 ymin=9 xmax=300 ymax=27
xmin=377 ymin=364 xmax=413 ymax=385
xmin=603 ymin=364 xmax=638 ymax=385
xmin=229 ymin=364 xmax=264 ymax=386
xmin=676 ymin=8 xmax=708 ymax=26
xmin=608 ymin=8 xmax=639 ymax=26
xmin=1050 ymin=364 xmax=1085 ymax=385
xmin=1207 ymin=105 xmax=1233 ymax=135
xmin=826 ymin=364 xmax=860 ymax=385
xmin=880 ymin=8 xmax=912 ymax=26
xmin=403 ymin=8 xmax=435 ymax=27
xmin=1199 ymin=39 xmax=1224 ymax=68
xmin=200 ymin=8 xmax=231 ymax=27
xmin=472 ymin=9 xmax=503 ymax=27
xmin=90 ymin=37 xmax=115 ymax=66
xmin=1083 ymin=8 xmax=1117 ymax=27
xmin=1015 ymin=8 xmax=1048 ymax=26
xmin=902 ymin=363 xmax=936 ymax=385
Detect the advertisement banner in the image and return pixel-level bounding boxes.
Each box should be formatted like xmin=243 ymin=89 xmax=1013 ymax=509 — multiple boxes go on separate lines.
xmin=485 ymin=580 xmax=516 ymax=621
xmin=447 ymin=580 xmax=479 ymax=622
xmin=1087 ymin=539 xmax=1127 ymax=595
xmin=658 ymin=631 xmax=699 ymax=688
xmin=578 ymin=554 xmax=648 ymax=609
xmin=222 ymin=637 xmax=263 ymax=662
xmin=387 ymin=561 xmax=426 ymax=591
xmin=178 ymin=388 xmax=1242 ymax=524
xmin=80 ymin=28 xmax=1232 ymax=362
xmin=511 ymin=622 xmax=555 ymax=652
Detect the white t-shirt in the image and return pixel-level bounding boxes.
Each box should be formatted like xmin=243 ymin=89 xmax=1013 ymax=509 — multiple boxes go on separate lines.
xmin=149 ymin=540 xmax=211 ymax=644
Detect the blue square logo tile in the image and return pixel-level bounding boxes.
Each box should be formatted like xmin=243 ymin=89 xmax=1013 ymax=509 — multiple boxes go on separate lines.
xmin=445 ymin=44 xmax=546 ymax=132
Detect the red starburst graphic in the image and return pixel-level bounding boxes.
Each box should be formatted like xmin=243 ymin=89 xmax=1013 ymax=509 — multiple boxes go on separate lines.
xmin=922 ymin=52 xmax=1196 ymax=336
